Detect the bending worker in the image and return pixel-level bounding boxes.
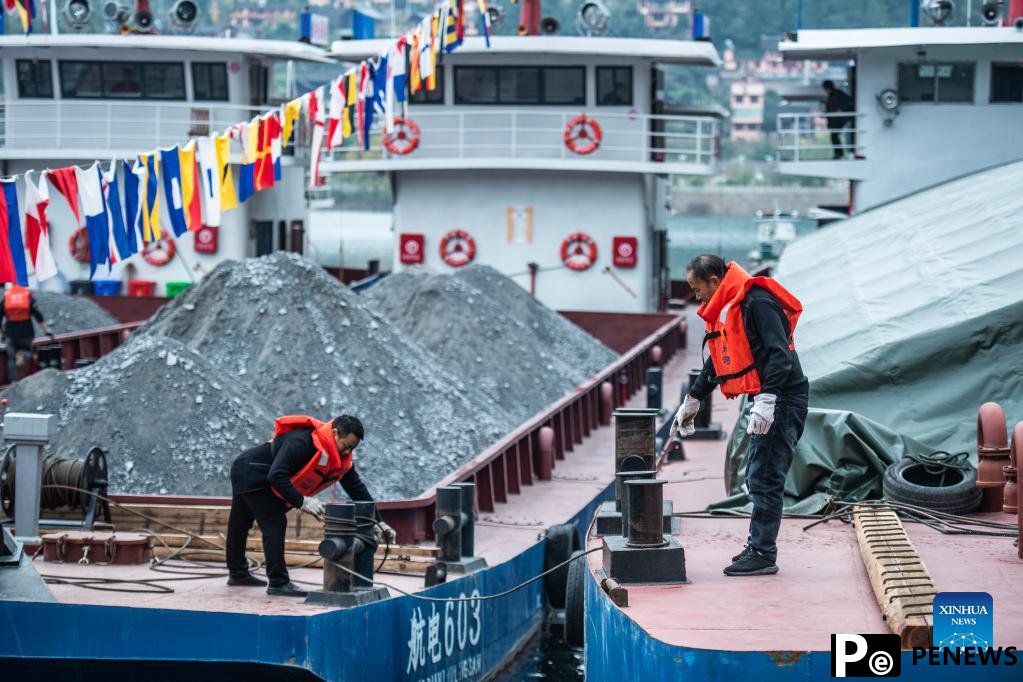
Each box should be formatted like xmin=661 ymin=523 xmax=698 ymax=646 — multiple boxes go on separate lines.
xmin=226 ymin=414 xmax=397 ymax=597
xmin=0 ymin=284 xmax=55 ymax=383
xmin=674 ymin=255 xmax=808 ymax=577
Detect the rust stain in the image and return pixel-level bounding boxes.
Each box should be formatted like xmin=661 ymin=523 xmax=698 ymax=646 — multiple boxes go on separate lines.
xmin=767 ymin=650 xmax=808 ymax=666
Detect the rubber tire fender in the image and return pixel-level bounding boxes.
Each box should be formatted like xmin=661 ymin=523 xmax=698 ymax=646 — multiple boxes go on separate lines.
xmin=563 ymin=549 xmax=586 ymax=647
xmin=543 ymin=523 xmax=579 ymax=609
xmin=881 ymin=458 xmax=983 ymax=515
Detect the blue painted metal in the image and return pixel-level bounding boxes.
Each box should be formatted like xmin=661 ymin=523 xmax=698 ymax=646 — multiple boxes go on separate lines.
xmin=0 ymin=478 xmax=616 ymax=681
xmin=584 ymin=566 xmax=1020 ymax=681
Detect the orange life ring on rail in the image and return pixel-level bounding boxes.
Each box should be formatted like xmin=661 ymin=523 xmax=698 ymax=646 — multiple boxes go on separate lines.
xmin=68 ymin=228 xmax=90 ymax=264
xmin=142 ymin=237 xmax=176 ymax=267
xmin=560 ymin=232 xmax=598 ymax=271
xmin=383 ymin=117 xmax=421 ymax=155
xmin=563 ymin=115 xmax=602 ymax=155
xmin=438 ymin=230 xmax=476 ymax=268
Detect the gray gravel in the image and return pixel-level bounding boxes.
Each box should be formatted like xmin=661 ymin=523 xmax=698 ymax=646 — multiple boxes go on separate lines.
xmin=33 ymin=292 xmax=118 ymax=335
xmin=0 ymin=255 xmax=617 ymax=500
xmin=363 ymin=265 xmax=616 ymax=425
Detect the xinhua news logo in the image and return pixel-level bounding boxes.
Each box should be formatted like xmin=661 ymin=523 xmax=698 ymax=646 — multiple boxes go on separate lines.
xmin=831 ymin=634 xmax=901 ymax=677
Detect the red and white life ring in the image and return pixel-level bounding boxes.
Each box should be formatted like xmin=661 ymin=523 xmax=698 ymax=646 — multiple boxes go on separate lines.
xmin=142 ymin=237 xmax=176 ymax=267
xmin=383 ymin=117 xmax=421 ymax=155
xmin=68 ymin=228 xmax=90 ymax=264
xmin=560 ymin=232 xmax=598 ymax=271
xmin=438 ymin=230 xmax=476 ymax=268
xmin=563 ymin=115 xmax=602 ymax=155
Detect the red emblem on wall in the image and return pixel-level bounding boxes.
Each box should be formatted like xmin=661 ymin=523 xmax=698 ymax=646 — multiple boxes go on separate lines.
xmin=399 ymin=233 xmax=425 ymax=264
xmin=612 ymin=236 xmax=638 ymax=268
xmin=194 ymin=226 xmax=218 ymax=254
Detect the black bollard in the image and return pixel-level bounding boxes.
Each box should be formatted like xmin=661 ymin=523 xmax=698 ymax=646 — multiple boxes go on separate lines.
xmin=602 ymin=477 xmax=686 ymax=584
xmin=434 ymin=486 xmax=463 ymax=563
xmin=453 ymin=482 xmax=477 ymax=558
xmin=625 ymin=480 xmax=668 ymax=549
xmin=305 ymin=502 xmax=390 ymax=607
xmin=646 ymin=367 xmax=663 ymax=411
xmin=617 ymin=470 xmax=656 ymax=526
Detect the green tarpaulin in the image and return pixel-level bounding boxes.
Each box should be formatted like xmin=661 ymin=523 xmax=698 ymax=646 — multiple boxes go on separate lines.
xmin=717 ymin=161 xmax=1023 ymax=512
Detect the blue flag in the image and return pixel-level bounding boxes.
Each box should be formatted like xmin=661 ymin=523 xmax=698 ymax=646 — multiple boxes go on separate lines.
xmin=159 ymin=146 xmax=189 ymax=237
xmin=1 ymin=180 xmax=29 ymax=286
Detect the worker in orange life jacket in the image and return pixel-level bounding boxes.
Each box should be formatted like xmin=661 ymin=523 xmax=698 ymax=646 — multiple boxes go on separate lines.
xmin=0 ymin=284 xmax=55 ymax=383
xmin=226 ymin=414 xmax=396 ymax=597
xmin=673 ymin=255 xmax=809 ymax=577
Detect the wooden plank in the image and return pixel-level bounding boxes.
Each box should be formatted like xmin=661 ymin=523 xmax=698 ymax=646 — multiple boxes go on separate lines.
xmin=853 ymin=506 xmax=935 ymax=649
xmin=152 ymin=547 xmax=432 ymax=576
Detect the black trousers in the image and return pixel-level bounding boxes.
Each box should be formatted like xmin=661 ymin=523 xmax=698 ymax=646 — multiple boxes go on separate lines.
xmin=5 ymin=334 xmax=33 ymax=382
xmin=226 ymin=488 xmax=290 ymax=586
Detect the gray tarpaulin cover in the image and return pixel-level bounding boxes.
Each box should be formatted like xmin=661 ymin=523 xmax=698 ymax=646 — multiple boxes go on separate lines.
xmin=714 ymin=161 xmax=1023 ymax=513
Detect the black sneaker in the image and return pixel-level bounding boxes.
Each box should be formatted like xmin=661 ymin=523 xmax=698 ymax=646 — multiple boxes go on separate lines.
xmin=227 ymin=573 xmax=267 ymax=587
xmin=266 ymin=581 xmax=308 ymax=597
xmin=731 ymin=544 xmax=755 ymax=563
xmin=723 ymin=548 xmax=778 ymax=576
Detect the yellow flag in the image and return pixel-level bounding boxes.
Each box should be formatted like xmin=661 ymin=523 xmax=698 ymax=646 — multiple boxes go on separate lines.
xmin=141 ymin=153 xmax=162 ymax=242
xmin=282 ymin=98 xmax=302 ymax=147
xmin=178 ymin=140 xmax=201 ymax=231
xmin=215 ymin=134 xmax=238 ymax=212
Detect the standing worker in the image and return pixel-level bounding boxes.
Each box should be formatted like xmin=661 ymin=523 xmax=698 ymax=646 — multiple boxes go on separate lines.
xmin=675 ymin=255 xmax=808 ymax=576
xmin=226 ymin=414 xmax=397 ymax=596
xmin=822 ymin=80 xmax=854 ymax=159
xmin=0 ymin=284 xmax=56 ymax=383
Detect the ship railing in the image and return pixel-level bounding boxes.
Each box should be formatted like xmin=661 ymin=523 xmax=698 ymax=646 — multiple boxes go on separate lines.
xmin=775 ymin=111 xmax=866 ymax=162
xmin=0 ymin=100 xmax=273 ymax=153
xmin=322 ymin=110 xmax=720 ymax=169
xmin=0 ymin=321 xmax=142 ymax=387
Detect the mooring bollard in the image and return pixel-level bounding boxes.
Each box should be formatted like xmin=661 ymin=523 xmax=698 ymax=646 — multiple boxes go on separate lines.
xmin=599 ymin=382 xmax=613 ymax=425
xmin=431 ymin=483 xmax=486 ymax=577
xmin=305 ymin=502 xmax=390 ymax=607
xmin=538 ymin=426 xmax=555 ymax=480
xmin=625 ymin=480 xmax=668 ymax=549
xmin=977 ymin=402 xmax=1010 ymax=512
xmin=617 ymin=470 xmax=656 ymax=527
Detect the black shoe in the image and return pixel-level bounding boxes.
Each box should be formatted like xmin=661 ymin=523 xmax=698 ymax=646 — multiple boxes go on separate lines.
xmin=266 ymin=581 xmax=307 ymax=597
xmin=227 ymin=573 xmax=267 ymax=587
xmin=731 ymin=544 xmax=755 ymax=563
xmin=723 ymin=548 xmax=778 ymax=576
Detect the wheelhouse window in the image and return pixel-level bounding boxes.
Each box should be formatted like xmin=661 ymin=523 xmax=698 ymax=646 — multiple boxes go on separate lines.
xmin=410 ymin=66 xmax=444 ymax=104
xmin=455 ymin=66 xmax=586 ymax=105
xmin=59 ymin=61 xmax=186 ymax=100
xmin=16 ymin=59 xmax=53 ymax=98
xmin=991 ymin=63 xmax=1023 ymax=103
xmin=192 ymin=62 xmax=229 ymax=101
xmin=897 ymin=62 xmax=974 ymax=103
xmin=596 ymin=66 xmax=633 ymax=106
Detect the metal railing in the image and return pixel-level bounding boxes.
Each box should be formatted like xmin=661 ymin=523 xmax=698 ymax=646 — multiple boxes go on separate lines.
xmin=324 ymin=110 xmax=720 ymax=169
xmin=776 ymin=111 xmax=866 ymax=163
xmin=0 ymin=100 xmax=271 ymax=153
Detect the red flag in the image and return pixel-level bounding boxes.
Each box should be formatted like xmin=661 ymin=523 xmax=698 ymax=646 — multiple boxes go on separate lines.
xmin=0 ymin=189 xmax=19 ymax=284
xmin=47 ymin=166 xmax=81 ymax=224
xmin=256 ymin=115 xmax=276 ymax=190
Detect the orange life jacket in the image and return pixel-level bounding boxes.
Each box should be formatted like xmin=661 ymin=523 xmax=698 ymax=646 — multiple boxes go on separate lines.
xmin=270 ymin=415 xmax=353 ymax=506
xmin=4 ymin=286 xmax=32 ymax=323
xmin=697 ymin=261 xmax=802 ymax=399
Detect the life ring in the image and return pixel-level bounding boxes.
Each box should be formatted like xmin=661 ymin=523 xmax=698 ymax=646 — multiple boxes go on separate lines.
xmin=560 ymin=232 xmax=597 ymax=271
xmin=438 ymin=230 xmax=476 ymax=268
xmin=383 ymin=117 xmax=421 ymax=155
xmin=142 ymin=237 xmax=176 ymax=267
xmin=564 ymin=115 xmax=602 ymax=155
xmin=68 ymin=228 xmax=90 ymax=264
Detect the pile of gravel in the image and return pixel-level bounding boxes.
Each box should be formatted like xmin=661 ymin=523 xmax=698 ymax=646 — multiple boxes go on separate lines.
xmin=0 ymin=336 xmax=273 ymax=496
xmin=362 ymin=265 xmax=617 ymax=425
xmin=33 ymin=292 xmax=118 ymax=335
xmin=132 ymin=253 xmax=509 ymax=499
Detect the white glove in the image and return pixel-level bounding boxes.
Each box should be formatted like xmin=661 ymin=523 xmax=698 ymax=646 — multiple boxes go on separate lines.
xmin=674 ymin=395 xmax=701 ymax=437
xmin=375 ymin=520 xmax=397 ymax=544
xmin=301 ymin=496 xmax=325 ymax=518
xmin=747 ymin=393 xmax=777 ymax=436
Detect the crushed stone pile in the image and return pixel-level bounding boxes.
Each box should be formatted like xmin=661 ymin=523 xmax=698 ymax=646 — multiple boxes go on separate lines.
xmin=33 ymin=291 xmax=119 ymax=334
xmin=362 ymin=265 xmax=617 ymax=425
xmin=0 ymin=336 xmax=274 ymax=496
xmin=133 ymin=252 xmax=509 ymax=499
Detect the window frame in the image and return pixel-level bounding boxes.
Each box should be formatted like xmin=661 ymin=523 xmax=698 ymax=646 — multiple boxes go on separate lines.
xmin=16 ymin=59 xmax=54 ymax=99
xmin=191 ymin=62 xmax=230 ymax=102
xmin=896 ymin=61 xmax=976 ymax=104
xmin=989 ymin=62 xmax=1023 ymax=104
xmin=596 ymin=66 xmax=633 ymax=107
xmin=453 ymin=65 xmax=587 ymax=106
xmin=58 ymin=60 xmax=187 ymax=101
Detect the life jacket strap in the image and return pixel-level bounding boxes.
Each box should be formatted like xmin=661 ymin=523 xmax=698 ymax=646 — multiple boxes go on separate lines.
xmin=709 ymin=362 xmax=757 ymax=384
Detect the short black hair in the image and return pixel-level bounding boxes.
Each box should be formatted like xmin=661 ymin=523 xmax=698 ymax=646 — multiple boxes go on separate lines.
xmin=687 ymin=254 xmax=727 ymax=283
xmin=822 ymin=79 xmax=835 ymax=90
xmin=332 ymin=415 xmax=364 ymax=440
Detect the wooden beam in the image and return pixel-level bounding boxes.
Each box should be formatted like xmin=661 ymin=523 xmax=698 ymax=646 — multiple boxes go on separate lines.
xmin=853 ymin=506 xmax=936 ymax=649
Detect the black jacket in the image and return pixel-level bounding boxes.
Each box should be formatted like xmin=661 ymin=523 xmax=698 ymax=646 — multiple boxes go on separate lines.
xmin=690 ymin=286 xmax=809 ymax=401
xmin=825 ymin=88 xmax=853 ymax=128
xmin=1 ymin=297 xmax=44 ymax=339
xmin=231 ymin=428 xmax=377 ymax=512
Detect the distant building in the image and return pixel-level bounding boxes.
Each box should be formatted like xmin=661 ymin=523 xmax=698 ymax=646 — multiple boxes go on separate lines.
xmin=637 ymin=0 xmax=692 ymax=30
xmin=230 ymin=5 xmax=298 ymax=31
xmin=730 ymin=77 xmax=765 ymax=142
